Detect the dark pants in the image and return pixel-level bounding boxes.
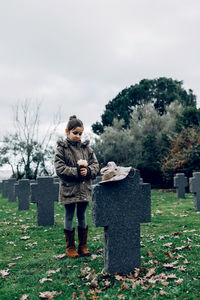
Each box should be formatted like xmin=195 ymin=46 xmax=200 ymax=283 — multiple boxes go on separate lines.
xmin=64 ymin=202 xmax=88 ymax=230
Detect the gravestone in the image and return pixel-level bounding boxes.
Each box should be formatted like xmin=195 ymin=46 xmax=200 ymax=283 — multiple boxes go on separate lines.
xmin=189 ymin=172 xmax=200 ymax=211
xmin=5 ymin=179 xmax=17 ymax=202
xmin=174 ymin=173 xmax=187 ymax=198
xmin=30 ymin=177 xmax=59 ymax=226
xmin=92 ymin=176 xmax=102 ymax=186
xmin=15 ymin=179 xmax=30 ymax=210
xmin=92 ymin=168 xmax=151 ymax=274
xmin=0 ymin=181 xmax=2 ymax=193
xmin=53 ymin=177 xmax=59 ymax=183
xmin=2 ymin=180 xmax=9 ymax=198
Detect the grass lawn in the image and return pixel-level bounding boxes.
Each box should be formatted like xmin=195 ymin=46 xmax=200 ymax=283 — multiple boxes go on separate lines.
xmin=0 ymin=190 xmax=199 ymax=300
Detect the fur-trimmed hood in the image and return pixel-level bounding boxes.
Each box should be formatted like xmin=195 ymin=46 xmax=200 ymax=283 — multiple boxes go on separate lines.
xmin=56 ymin=138 xmax=90 ymax=149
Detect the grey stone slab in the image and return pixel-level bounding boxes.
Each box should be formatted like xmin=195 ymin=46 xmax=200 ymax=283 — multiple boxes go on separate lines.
xmin=2 ymin=180 xmax=9 ymax=198
xmin=92 ymin=176 xmax=102 ymax=185
xmin=5 ymin=179 xmax=17 ymax=202
xmin=0 ymin=181 xmax=2 ymax=193
xmin=189 ymin=172 xmax=200 ymax=211
xmin=15 ymin=179 xmax=30 ymax=210
xmin=30 ymin=176 xmax=59 ymax=226
xmin=92 ymin=168 xmax=151 ymax=274
xmin=174 ymin=173 xmax=187 ymax=198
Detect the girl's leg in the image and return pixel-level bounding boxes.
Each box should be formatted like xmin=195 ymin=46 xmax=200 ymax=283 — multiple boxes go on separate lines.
xmin=76 ymin=202 xmax=88 ymax=228
xmin=64 ymin=203 xmax=76 ymax=231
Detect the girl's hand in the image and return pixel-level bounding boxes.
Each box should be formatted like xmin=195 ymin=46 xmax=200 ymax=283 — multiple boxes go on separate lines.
xmin=80 ymin=167 xmax=87 ymax=177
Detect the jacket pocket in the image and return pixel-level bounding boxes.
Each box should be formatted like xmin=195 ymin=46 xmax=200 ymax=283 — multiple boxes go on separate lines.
xmin=61 ymin=181 xmax=78 ymax=198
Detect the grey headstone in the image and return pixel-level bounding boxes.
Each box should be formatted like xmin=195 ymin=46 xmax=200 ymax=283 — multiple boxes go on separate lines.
xmin=53 ymin=177 xmax=59 ymax=183
xmin=5 ymin=179 xmax=17 ymax=202
xmin=92 ymin=168 xmax=151 ymax=274
xmin=30 ymin=176 xmax=59 ymax=226
xmin=189 ymin=172 xmax=200 ymax=211
xmin=2 ymin=180 xmax=9 ymax=198
xmin=92 ymin=176 xmax=102 ymax=185
xmin=174 ymin=173 xmax=187 ymax=198
xmin=0 ymin=181 xmax=2 ymax=193
xmin=15 ymin=179 xmax=30 ymax=210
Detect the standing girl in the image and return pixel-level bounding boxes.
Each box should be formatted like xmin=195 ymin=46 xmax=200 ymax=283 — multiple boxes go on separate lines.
xmin=54 ymin=115 xmax=99 ymax=258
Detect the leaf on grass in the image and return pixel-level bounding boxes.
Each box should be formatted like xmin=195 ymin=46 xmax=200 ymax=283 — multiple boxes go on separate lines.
xmin=91 ymin=254 xmax=99 ymax=261
xmin=12 ymin=256 xmax=22 ymax=260
xmin=183 ymin=259 xmax=189 ymax=264
xmin=0 ymin=269 xmax=10 ymax=278
xmin=175 ymin=278 xmax=184 ymax=284
xmin=46 ymin=268 xmax=61 ymax=275
xmin=164 ymin=251 xmax=174 ymax=259
xmin=167 ymin=274 xmax=177 ymax=279
xmin=20 ymin=294 xmax=30 ymax=300
xmin=147 ymin=250 xmax=154 ymax=257
xmin=26 ymin=242 xmax=38 ymax=247
xmin=163 ymin=260 xmax=178 ymax=268
xmin=120 ymin=282 xmax=129 ymax=291
xmin=173 ymin=232 xmax=183 ymax=236
xmin=54 ymin=253 xmax=66 ymax=259
xmin=115 ymin=275 xmax=125 ymax=281
xmin=161 ymin=281 xmax=169 ymax=286
xmin=156 ymin=210 xmax=163 ymax=215
xmin=163 ymin=242 xmax=172 ymax=247
xmin=145 ymin=268 xmax=155 ymax=278
xmin=39 ymin=291 xmax=62 ymax=299
xmin=178 ymin=266 xmax=186 ymax=272
xmin=39 ymin=277 xmax=53 ymax=283
xmin=118 ymin=295 xmax=125 ymax=300
xmin=20 ymin=236 xmax=30 ymax=240
xmin=175 ymin=245 xmax=187 ymax=251
xmin=7 ymin=263 xmax=16 ymax=267
xmin=160 ymin=290 xmax=168 ymax=296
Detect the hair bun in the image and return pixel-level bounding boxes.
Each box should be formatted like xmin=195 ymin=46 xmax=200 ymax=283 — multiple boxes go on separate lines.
xmin=69 ymin=115 xmax=77 ymax=120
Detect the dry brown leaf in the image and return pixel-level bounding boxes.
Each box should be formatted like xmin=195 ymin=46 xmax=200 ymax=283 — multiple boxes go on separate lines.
xmin=167 ymin=274 xmax=177 ymax=279
xmin=175 ymin=278 xmax=184 ymax=284
xmin=156 ymin=210 xmax=163 ymax=215
xmin=0 ymin=269 xmax=10 ymax=278
xmin=12 ymin=256 xmax=22 ymax=260
xmin=163 ymin=242 xmax=172 ymax=247
xmin=118 ymin=295 xmax=125 ymax=300
xmin=20 ymin=236 xmax=30 ymax=240
xmin=72 ymin=292 xmax=77 ymax=299
xmin=39 ymin=291 xmax=62 ymax=299
xmin=160 ymin=290 xmax=168 ymax=296
xmin=145 ymin=268 xmax=155 ymax=278
xmin=147 ymin=250 xmax=154 ymax=257
xmin=161 ymin=281 xmax=169 ymax=286
xmin=163 ymin=260 xmax=178 ymax=268
xmin=115 ymin=274 xmax=125 ymax=281
xmin=46 ymin=268 xmax=61 ymax=275
xmin=54 ymin=254 xmax=66 ymax=259
xmin=183 ymin=259 xmax=189 ymax=264
xmin=39 ymin=277 xmax=53 ymax=283
xmin=20 ymin=294 xmax=30 ymax=300
xmin=164 ymin=251 xmax=174 ymax=259
xmin=121 ymin=282 xmax=129 ymax=291
xmin=91 ymin=254 xmax=99 ymax=261
xmin=7 ymin=263 xmax=16 ymax=267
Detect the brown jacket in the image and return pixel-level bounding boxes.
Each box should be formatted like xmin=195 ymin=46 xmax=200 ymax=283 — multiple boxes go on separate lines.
xmin=54 ymin=138 xmax=99 ymax=205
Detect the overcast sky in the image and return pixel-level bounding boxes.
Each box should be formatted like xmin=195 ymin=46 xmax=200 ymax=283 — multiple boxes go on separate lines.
xmin=0 ymin=0 xmax=200 ymax=140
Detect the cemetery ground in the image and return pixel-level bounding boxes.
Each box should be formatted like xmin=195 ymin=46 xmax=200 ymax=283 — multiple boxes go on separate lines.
xmin=0 ymin=191 xmax=199 ymax=300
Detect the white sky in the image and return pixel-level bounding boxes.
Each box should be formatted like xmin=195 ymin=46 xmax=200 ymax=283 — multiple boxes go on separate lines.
xmin=0 ymin=0 xmax=200 ymax=141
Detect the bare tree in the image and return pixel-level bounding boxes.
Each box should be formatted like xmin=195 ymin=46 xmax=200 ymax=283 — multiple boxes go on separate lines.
xmin=0 ymin=100 xmax=61 ymax=179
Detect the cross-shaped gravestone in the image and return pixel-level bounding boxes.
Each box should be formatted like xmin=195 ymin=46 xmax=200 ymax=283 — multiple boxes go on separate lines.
xmin=15 ymin=179 xmax=30 ymax=210
xmin=2 ymin=180 xmax=9 ymax=198
xmin=92 ymin=168 xmax=151 ymax=274
xmin=174 ymin=173 xmax=187 ymax=199
xmin=189 ymin=172 xmax=200 ymax=211
xmin=30 ymin=177 xmax=59 ymax=226
xmin=5 ymin=179 xmax=17 ymax=202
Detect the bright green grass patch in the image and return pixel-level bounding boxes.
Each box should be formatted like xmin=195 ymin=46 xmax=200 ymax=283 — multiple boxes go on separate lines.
xmin=0 ymin=191 xmax=199 ymax=300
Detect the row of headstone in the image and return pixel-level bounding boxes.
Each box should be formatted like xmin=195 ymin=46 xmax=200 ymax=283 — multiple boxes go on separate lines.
xmin=174 ymin=172 xmax=200 ymax=211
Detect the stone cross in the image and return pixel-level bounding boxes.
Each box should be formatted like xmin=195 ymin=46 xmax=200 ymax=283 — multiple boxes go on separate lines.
xmin=30 ymin=177 xmax=59 ymax=226
xmin=5 ymin=179 xmax=17 ymax=202
xmin=15 ymin=179 xmax=30 ymax=210
xmin=92 ymin=169 xmax=151 ymax=274
xmin=174 ymin=173 xmax=187 ymax=198
xmin=2 ymin=180 xmax=9 ymax=198
xmin=189 ymin=172 xmax=200 ymax=211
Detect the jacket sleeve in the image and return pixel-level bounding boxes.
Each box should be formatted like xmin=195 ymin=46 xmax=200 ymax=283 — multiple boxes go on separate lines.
xmin=87 ymin=147 xmax=99 ymax=179
xmin=54 ymin=145 xmax=79 ymax=180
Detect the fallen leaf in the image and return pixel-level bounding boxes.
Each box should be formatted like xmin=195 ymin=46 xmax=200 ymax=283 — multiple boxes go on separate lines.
xmin=163 ymin=261 xmax=179 ymax=268
xmin=147 ymin=250 xmax=154 ymax=257
xmin=160 ymin=290 xmax=168 ymax=295
xmin=161 ymin=281 xmax=169 ymax=286
xmin=39 ymin=291 xmax=62 ymax=299
xmin=0 ymin=269 xmax=10 ymax=278
xmin=175 ymin=278 xmax=184 ymax=284
xmin=20 ymin=236 xmax=30 ymax=240
xmin=163 ymin=242 xmax=172 ymax=247
xmin=39 ymin=277 xmax=53 ymax=283
xmin=183 ymin=259 xmax=189 ymax=264
xmin=54 ymin=254 xmax=66 ymax=259
xmin=145 ymin=268 xmax=155 ymax=278
xmin=7 ymin=263 xmax=16 ymax=267
xmin=20 ymin=294 xmax=30 ymax=300
xmin=156 ymin=210 xmax=163 ymax=215
xmin=46 ymin=268 xmax=61 ymax=275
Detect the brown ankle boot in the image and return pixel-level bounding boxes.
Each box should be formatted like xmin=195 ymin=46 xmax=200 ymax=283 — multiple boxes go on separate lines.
xmin=78 ymin=225 xmax=91 ymax=256
xmin=64 ymin=228 xmax=79 ymax=258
